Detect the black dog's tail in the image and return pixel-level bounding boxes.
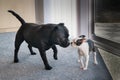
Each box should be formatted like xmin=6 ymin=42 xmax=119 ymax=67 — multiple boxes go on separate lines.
xmin=8 ymin=10 xmax=25 ymax=25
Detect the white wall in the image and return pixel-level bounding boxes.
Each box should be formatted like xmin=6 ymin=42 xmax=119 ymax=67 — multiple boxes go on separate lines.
xmin=35 ymin=0 xmax=44 ymax=24
xmin=0 ymin=0 xmax=35 ymax=33
xmin=44 ymin=0 xmax=77 ymax=38
xmin=79 ymin=0 xmax=89 ymax=38
xmin=43 ymin=0 xmax=52 ymax=23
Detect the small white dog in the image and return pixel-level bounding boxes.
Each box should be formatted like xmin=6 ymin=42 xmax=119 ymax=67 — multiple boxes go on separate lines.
xmin=71 ymin=35 xmax=98 ymax=70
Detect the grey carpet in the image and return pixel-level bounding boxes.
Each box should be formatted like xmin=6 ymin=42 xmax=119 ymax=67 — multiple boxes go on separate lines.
xmin=0 ymin=32 xmax=112 ymax=80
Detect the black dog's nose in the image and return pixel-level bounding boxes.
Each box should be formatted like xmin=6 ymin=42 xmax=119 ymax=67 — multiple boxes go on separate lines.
xmin=67 ymin=42 xmax=70 ymax=46
xmin=62 ymin=41 xmax=70 ymax=47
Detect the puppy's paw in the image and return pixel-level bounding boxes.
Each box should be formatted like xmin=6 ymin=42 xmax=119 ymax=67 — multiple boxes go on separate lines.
xmin=94 ymin=61 xmax=98 ymax=65
xmin=45 ymin=66 xmax=52 ymax=70
xmin=80 ymin=67 xmax=84 ymax=70
xmin=83 ymin=67 xmax=87 ymax=70
xmin=78 ymin=60 xmax=80 ymax=62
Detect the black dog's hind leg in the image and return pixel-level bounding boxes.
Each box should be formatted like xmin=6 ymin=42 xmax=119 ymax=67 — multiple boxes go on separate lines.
xmin=52 ymin=45 xmax=58 ymax=60
xmin=39 ymin=49 xmax=52 ymax=70
xmin=28 ymin=44 xmax=36 ymax=55
xmin=14 ymin=32 xmax=24 ymax=63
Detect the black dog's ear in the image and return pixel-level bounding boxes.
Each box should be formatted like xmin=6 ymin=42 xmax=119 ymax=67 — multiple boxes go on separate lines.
xmin=58 ymin=23 xmax=64 ymax=26
xmin=53 ymin=26 xmax=59 ymax=32
xmin=54 ymin=23 xmax=63 ymax=30
xmin=54 ymin=26 xmax=58 ymax=30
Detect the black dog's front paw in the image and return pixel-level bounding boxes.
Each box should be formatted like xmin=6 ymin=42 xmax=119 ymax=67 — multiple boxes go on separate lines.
xmin=53 ymin=54 xmax=58 ymax=60
xmin=54 ymin=55 xmax=58 ymax=60
xmin=14 ymin=59 xmax=19 ymax=63
xmin=31 ymin=52 xmax=36 ymax=55
xmin=45 ymin=66 xmax=52 ymax=70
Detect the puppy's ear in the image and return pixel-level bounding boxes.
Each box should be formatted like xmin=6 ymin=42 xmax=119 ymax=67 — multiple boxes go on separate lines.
xmin=82 ymin=35 xmax=86 ymax=37
xmin=58 ymin=23 xmax=64 ymax=26
xmin=79 ymin=35 xmax=86 ymax=38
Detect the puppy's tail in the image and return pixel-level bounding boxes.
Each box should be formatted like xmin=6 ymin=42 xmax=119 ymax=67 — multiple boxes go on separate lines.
xmin=8 ymin=10 xmax=25 ymax=25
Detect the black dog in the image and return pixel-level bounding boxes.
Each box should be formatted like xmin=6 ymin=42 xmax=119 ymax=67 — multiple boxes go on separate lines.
xmin=8 ymin=10 xmax=70 ymax=70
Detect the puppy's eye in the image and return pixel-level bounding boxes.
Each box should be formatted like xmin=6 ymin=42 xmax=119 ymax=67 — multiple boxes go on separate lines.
xmin=76 ymin=39 xmax=82 ymax=46
xmin=74 ymin=42 xmax=76 ymax=44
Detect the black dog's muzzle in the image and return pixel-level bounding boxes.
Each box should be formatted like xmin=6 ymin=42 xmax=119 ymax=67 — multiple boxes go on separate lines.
xmin=61 ymin=40 xmax=70 ymax=47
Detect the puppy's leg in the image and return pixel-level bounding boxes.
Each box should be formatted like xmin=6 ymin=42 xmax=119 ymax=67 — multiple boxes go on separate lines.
xmin=28 ymin=44 xmax=36 ymax=55
xmin=93 ymin=52 xmax=98 ymax=65
xmin=89 ymin=51 xmax=92 ymax=54
xmin=78 ymin=50 xmax=81 ymax=62
xmin=84 ymin=55 xmax=89 ymax=70
xmin=39 ymin=49 xmax=52 ymax=70
xmin=79 ymin=56 xmax=84 ymax=69
xmin=93 ymin=47 xmax=98 ymax=65
xmin=14 ymin=32 xmax=24 ymax=63
xmin=52 ymin=45 xmax=58 ymax=60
